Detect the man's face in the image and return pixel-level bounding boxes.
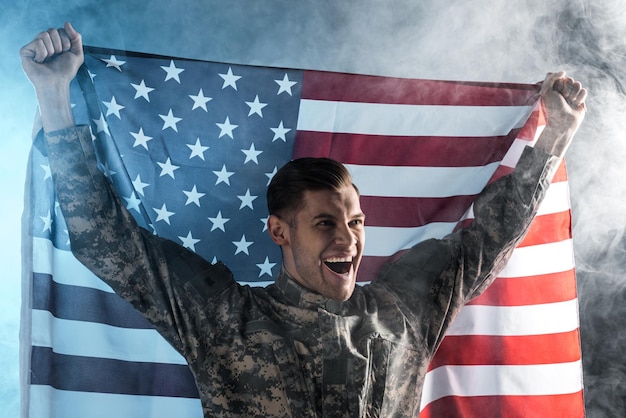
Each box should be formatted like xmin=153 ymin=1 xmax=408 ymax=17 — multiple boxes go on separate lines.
xmin=269 ymin=185 xmax=365 ymax=301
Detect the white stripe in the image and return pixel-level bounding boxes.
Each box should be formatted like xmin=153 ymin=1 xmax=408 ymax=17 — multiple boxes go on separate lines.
xmin=499 ymin=117 xmax=545 ymax=167
xmin=363 ymin=222 xmax=456 ymax=257
xmin=420 ymin=360 xmax=584 ymax=411
xmin=446 ymin=299 xmax=580 ymax=336
xmin=500 ymin=137 xmax=532 ymax=168
xmin=31 ymin=309 xmax=187 ymax=364
xmin=29 ymin=385 xmax=202 ymax=418
xmin=349 ymin=163 xmax=569 ymax=204
xmin=347 ymin=162 xmax=499 ymax=198
xmin=32 ymin=237 xmax=114 ymax=293
xmin=297 ymin=100 xmax=532 ymax=137
xmin=537 ymin=181 xmax=571 ymax=216
xmin=498 ymin=239 xmax=575 ymax=278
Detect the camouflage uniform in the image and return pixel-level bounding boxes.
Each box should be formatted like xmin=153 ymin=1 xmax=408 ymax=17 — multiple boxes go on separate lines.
xmin=44 ymin=125 xmax=558 ymax=417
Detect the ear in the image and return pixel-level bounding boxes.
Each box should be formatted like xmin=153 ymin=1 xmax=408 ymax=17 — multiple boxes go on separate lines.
xmin=267 ymin=214 xmax=289 ymax=246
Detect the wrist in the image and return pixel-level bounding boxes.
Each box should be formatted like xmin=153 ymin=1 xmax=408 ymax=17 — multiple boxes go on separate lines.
xmin=35 ymin=82 xmax=76 ymax=132
xmin=534 ymin=124 xmax=578 ymax=158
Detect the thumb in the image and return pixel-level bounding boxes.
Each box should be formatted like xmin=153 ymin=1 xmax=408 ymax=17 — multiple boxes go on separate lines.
xmin=539 ymin=71 xmax=565 ymax=97
xmin=64 ymin=22 xmax=83 ymax=53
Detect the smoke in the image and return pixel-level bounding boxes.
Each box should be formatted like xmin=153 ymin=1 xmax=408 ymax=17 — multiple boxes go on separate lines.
xmin=550 ymin=2 xmax=626 ymax=417
xmin=3 ymin=0 xmax=626 ymax=416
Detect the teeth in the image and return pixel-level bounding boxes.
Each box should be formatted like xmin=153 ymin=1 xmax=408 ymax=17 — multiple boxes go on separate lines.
xmin=324 ymin=256 xmax=353 ymax=263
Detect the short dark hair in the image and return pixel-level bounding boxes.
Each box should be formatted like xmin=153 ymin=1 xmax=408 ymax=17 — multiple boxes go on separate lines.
xmin=267 ymin=157 xmax=358 ymax=216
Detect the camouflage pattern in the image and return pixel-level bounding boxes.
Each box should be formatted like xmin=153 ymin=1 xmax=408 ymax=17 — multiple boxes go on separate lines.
xmin=44 ymin=126 xmax=557 ymax=417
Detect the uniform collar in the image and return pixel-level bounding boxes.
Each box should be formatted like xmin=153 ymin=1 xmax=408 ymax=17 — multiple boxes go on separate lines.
xmin=274 ymin=268 xmax=346 ymax=314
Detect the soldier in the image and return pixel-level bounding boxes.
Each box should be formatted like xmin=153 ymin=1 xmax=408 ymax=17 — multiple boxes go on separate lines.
xmin=21 ymin=22 xmax=586 ymax=417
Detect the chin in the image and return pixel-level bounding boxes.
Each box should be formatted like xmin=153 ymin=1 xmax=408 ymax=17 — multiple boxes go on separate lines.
xmin=333 ymin=282 xmax=357 ymax=302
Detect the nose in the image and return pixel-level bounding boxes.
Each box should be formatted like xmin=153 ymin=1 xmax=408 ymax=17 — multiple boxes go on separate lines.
xmin=334 ymin=223 xmax=357 ymax=246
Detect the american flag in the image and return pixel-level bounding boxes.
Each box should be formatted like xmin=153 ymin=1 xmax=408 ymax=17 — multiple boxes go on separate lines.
xmin=21 ymin=46 xmax=584 ymax=417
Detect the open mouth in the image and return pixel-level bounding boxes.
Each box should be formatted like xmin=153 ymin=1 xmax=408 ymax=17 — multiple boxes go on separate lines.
xmin=324 ymin=257 xmax=353 ymax=274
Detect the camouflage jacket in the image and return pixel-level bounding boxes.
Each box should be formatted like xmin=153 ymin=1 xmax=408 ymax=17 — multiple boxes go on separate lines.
xmin=45 ymin=125 xmax=557 ymax=417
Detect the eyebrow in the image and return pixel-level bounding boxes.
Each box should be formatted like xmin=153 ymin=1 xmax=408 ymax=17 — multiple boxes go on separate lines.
xmin=311 ymin=213 xmax=335 ymax=221
xmin=311 ymin=212 xmax=366 ymax=221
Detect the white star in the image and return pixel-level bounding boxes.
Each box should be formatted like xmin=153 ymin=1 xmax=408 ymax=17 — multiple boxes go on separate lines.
xmin=131 ymin=80 xmax=154 ymax=102
xmin=161 ymin=60 xmax=185 ymax=83
xmin=88 ymin=70 xmax=96 ymax=81
xmin=232 ymin=235 xmax=253 ymax=255
xmin=187 ymin=138 xmax=209 ymax=160
xmin=40 ymin=164 xmax=51 ymax=180
xmin=101 ymin=55 xmax=125 ymax=71
xmin=179 ymin=231 xmax=200 ymax=252
xmin=237 ymin=189 xmax=258 ymax=210
xmin=159 ymin=109 xmax=182 ymax=132
xmin=153 ymin=203 xmax=175 ymax=225
xmin=275 ymin=73 xmax=297 ymax=96
xmin=130 ymin=127 xmax=153 ymax=150
xmin=241 ymin=143 xmax=263 ymax=164
xmin=216 ymin=116 xmax=238 ymax=139
xmin=40 ymin=210 xmax=52 ymax=233
xmin=132 ymin=174 xmax=150 ymax=196
xmin=92 ymin=113 xmax=109 ymax=134
xmin=189 ymin=88 xmax=212 ymax=111
xmin=208 ymin=211 xmax=230 ymax=232
xmin=219 ymin=67 xmax=242 ymax=90
xmin=123 ymin=193 xmax=142 ymax=213
xmin=157 ymin=158 xmax=180 ymax=179
xmin=265 ymin=166 xmax=278 ymax=185
xmin=245 ymin=95 xmax=268 ymax=117
xmin=103 ymin=96 xmax=125 ymax=119
xmin=260 ymin=216 xmax=269 ymax=232
xmin=271 ymin=121 xmax=291 ymax=142
xmin=212 ymin=164 xmax=234 ymax=185
xmin=256 ymin=257 xmax=277 ymax=277
xmin=183 ymin=185 xmax=205 ymax=207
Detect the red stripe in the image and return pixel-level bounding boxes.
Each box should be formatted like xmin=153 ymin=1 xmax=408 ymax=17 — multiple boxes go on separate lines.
xmin=518 ymin=211 xmax=572 ymax=247
xmin=487 ymin=165 xmax=515 ymax=184
xmin=552 ymin=159 xmax=568 ymax=182
xmin=293 ymin=131 xmax=517 ymax=167
xmin=517 ymin=106 xmax=542 ymax=141
xmin=301 ymin=70 xmax=541 ymax=106
xmin=420 ymin=392 xmax=585 ymax=418
xmin=358 ymin=253 xmax=405 ymax=282
xmin=361 ymin=195 xmax=476 ymax=227
xmin=469 ymin=269 xmax=578 ymax=306
xmin=430 ymin=330 xmax=582 ymax=368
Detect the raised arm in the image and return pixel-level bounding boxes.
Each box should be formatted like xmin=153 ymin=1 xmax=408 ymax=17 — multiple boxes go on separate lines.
xmin=535 ymin=71 xmax=587 ymax=158
xmin=21 ymin=24 xmax=237 ymax=355
xmin=20 ymin=22 xmax=83 ymax=132
xmin=376 ymin=73 xmax=587 ymax=352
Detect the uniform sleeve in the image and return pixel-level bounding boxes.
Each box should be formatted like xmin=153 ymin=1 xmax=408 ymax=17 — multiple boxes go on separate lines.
xmin=44 ymin=125 xmax=236 ymax=355
xmin=374 ymin=145 xmax=558 ymax=351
